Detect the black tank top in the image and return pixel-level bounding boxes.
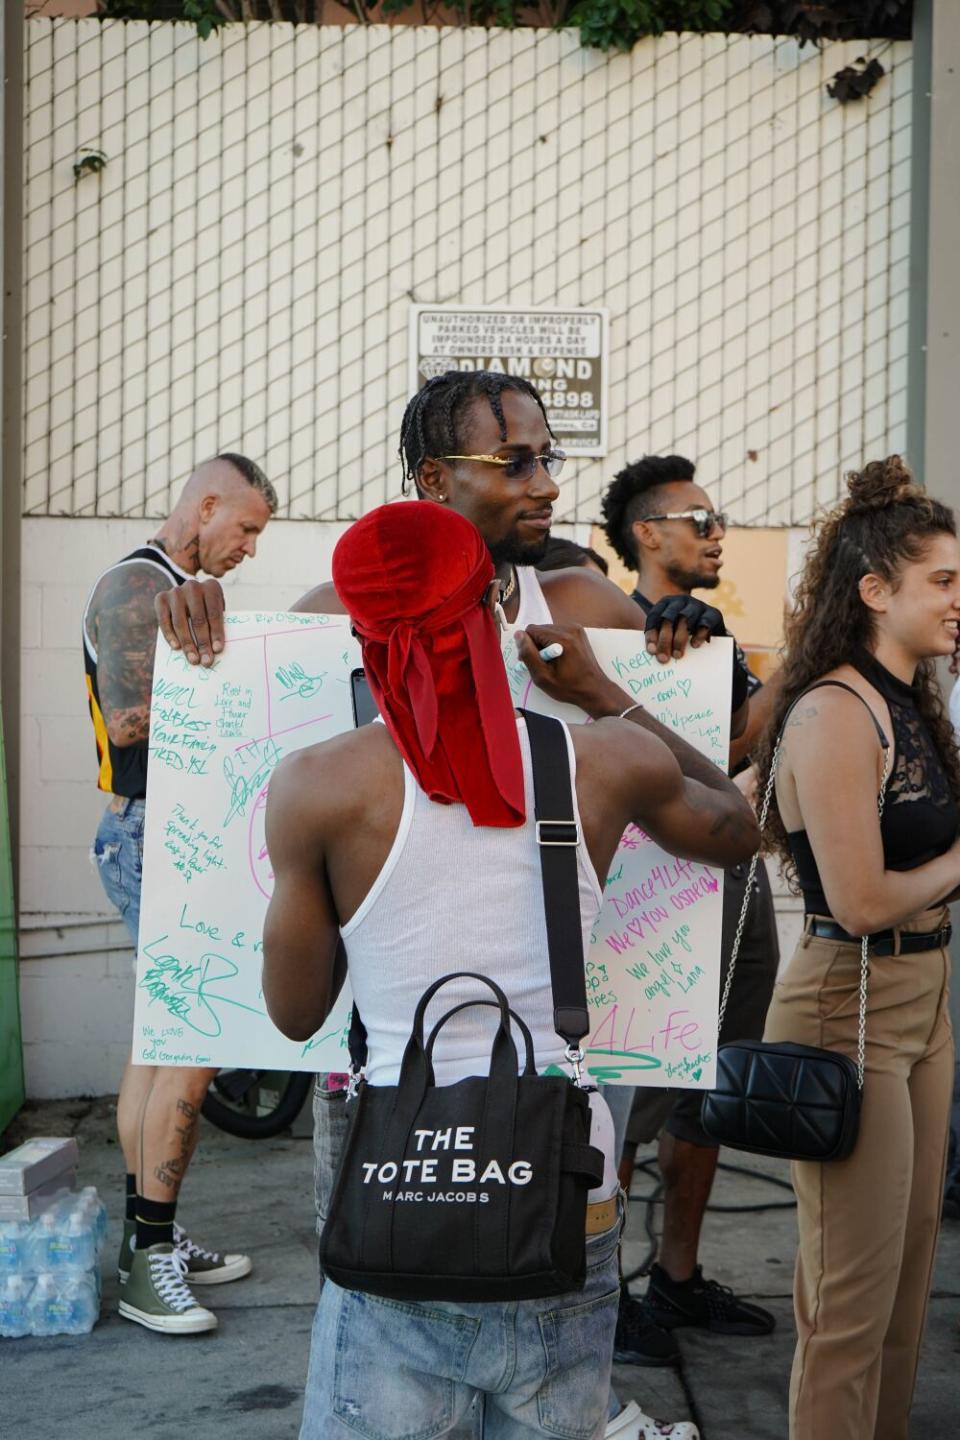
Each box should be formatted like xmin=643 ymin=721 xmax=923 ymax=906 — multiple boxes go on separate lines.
xmin=787 ymin=652 xmax=959 ymax=917
xmin=82 ymin=544 xmax=191 ymax=798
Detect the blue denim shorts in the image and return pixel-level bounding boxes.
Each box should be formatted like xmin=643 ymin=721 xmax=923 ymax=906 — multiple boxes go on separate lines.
xmin=91 ymin=798 xmax=145 ymax=950
xmin=299 ymin=1202 xmax=622 ymax=1440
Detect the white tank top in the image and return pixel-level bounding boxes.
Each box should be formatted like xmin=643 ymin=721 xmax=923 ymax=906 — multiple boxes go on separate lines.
xmin=342 ymin=716 xmax=618 ymax=1197
xmin=514 ymin=565 xmax=554 ymax=627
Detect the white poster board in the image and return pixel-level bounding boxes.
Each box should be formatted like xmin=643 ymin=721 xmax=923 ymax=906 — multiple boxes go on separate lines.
xmin=134 ymin=615 xmax=731 ymax=1088
xmin=133 ymin=613 xmax=361 ymax=1073
xmin=500 ymin=628 xmax=730 ymax=1088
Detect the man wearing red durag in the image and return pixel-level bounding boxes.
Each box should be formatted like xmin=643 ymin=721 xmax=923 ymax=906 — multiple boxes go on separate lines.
xmin=157 ymin=370 xmax=753 ymax=1430
xmin=260 ymin=501 xmax=758 ymax=1440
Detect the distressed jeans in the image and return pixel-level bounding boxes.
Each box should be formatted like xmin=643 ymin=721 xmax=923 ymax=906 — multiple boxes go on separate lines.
xmin=313 ymin=1078 xmax=352 ymax=1239
xmin=92 ymin=798 xmax=145 ymax=948
xmin=300 ymin=1203 xmax=622 ymax=1440
xmin=313 ymin=1082 xmax=629 ymax=1423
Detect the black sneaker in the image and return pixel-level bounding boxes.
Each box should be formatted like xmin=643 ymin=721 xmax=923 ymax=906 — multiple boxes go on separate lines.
xmin=645 ymin=1262 xmax=775 ymax=1336
xmin=613 ymin=1285 xmax=681 ymax=1366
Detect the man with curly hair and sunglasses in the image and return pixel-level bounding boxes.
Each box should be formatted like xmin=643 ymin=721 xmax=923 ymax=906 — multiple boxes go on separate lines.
xmin=599 ymin=454 xmax=781 ymax=1359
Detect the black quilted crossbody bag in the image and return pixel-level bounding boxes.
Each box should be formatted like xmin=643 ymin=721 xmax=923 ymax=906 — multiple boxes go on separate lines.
xmin=701 ymin=682 xmax=891 ymax=1162
xmin=319 ymin=711 xmax=606 ymax=1301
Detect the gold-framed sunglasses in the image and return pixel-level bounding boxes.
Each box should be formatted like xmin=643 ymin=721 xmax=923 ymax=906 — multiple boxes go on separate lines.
xmin=438 ymin=449 xmax=566 ymax=480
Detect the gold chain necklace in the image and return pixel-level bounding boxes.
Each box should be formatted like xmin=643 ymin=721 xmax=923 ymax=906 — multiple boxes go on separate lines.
xmin=500 ymin=567 xmax=517 ymax=604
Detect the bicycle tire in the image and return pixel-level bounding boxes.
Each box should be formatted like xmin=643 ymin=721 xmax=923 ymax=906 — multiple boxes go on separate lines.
xmin=201 ymin=1069 xmax=312 ymax=1139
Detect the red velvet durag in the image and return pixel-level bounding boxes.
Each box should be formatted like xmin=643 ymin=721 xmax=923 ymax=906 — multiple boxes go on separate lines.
xmin=332 ymin=503 xmax=525 ymax=828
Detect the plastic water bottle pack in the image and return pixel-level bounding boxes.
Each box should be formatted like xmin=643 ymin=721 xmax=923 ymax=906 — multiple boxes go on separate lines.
xmin=0 ymin=1187 xmax=106 ymax=1337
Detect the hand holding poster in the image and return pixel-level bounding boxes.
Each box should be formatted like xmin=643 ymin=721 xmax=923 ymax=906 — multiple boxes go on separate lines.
xmin=133 ymin=616 xmax=731 ymax=1087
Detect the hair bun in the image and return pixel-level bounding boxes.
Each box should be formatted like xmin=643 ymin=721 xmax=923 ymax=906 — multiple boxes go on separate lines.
xmin=845 ymin=456 xmax=917 ymax=511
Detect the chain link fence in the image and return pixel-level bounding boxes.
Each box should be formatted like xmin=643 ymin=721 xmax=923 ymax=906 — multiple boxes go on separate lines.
xmin=23 ymin=18 xmax=912 ymax=526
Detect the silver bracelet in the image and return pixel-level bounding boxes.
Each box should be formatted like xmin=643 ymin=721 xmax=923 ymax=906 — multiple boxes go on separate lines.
xmin=618 ymin=702 xmax=644 ymax=721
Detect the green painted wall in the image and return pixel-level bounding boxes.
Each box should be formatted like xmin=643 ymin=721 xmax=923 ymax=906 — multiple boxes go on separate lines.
xmin=0 ymin=712 xmax=22 ymax=1132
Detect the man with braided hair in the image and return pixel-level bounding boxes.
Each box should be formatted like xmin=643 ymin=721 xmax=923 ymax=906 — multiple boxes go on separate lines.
xmin=599 ymin=454 xmax=780 ymax=1351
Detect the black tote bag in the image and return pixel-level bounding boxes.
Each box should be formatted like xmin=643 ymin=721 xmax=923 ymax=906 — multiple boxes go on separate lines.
xmin=319 ymin=971 xmax=604 ymax=1301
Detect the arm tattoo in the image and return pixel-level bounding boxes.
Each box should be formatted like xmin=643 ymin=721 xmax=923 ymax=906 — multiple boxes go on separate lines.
xmin=89 ymin=564 xmax=173 ymax=746
xmin=786 ymin=703 xmax=819 ymax=729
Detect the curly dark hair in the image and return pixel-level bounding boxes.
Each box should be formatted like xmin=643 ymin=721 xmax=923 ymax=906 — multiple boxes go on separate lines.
xmin=398 ymin=371 xmax=553 ymax=496
xmin=599 ymin=454 xmax=696 ymax=568
xmin=755 ymin=456 xmax=960 ymax=881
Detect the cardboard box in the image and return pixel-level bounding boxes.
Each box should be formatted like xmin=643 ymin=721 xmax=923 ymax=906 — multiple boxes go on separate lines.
xmin=0 ymin=1138 xmax=80 ymax=1195
xmin=0 ymin=1172 xmax=77 ymax=1221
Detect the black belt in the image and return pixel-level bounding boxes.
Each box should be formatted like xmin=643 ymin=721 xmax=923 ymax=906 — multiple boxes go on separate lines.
xmin=806 ymin=918 xmax=951 ymax=956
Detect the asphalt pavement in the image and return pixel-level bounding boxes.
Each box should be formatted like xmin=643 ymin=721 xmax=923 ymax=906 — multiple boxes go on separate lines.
xmin=4 ymin=1096 xmax=957 ymax=1440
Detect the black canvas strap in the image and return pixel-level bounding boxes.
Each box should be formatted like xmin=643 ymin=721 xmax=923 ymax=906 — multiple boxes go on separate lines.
xmin=347 ymin=711 xmax=590 ymax=1071
xmin=348 ymin=998 xmax=368 ymax=1073
xmin=521 ymin=710 xmax=590 ymax=1049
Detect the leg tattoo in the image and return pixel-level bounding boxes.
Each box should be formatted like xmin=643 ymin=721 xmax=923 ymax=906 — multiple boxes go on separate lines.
xmin=149 ymin=1097 xmax=201 ymax=1194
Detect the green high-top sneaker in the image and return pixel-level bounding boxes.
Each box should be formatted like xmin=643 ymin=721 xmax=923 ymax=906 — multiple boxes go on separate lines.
xmin=118 ymin=1243 xmax=218 ymax=1335
xmin=119 ymin=1220 xmax=252 ymax=1286
xmin=172 ymin=1223 xmax=252 ymax=1286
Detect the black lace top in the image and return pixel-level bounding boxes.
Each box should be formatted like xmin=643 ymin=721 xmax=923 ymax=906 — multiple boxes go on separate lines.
xmin=787 ymin=652 xmax=959 ymax=918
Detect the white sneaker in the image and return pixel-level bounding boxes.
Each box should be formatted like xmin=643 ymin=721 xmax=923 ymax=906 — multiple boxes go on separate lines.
xmin=605 ymin=1400 xmax=699 ymax=1439
xmin=173 ymin=1222 xmax=252 ymax=1285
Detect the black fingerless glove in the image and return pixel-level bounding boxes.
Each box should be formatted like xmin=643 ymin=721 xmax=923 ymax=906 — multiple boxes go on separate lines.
xmin=643 ymin=595 xmax=727 ymax=638
xmin=644 ymin=595 xmax=749 ymax=710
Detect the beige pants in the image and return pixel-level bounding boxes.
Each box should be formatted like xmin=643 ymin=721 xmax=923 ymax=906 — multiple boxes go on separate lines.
xmin=764 ymin=909 xmax=954 ymax=1440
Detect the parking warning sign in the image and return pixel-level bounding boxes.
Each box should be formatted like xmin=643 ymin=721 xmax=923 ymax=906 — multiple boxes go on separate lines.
xmin=410 ymin=306 xmax=609 ymax=456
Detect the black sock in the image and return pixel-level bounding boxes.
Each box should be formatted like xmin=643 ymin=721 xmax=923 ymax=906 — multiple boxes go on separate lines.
xmin=125 ymin=1173 xmax=137 ymax=1222
xmin=135 ymin=1197 xmax=177 ymax=1250
xmin=655 ymin=1262 xmax=696 ymax=1289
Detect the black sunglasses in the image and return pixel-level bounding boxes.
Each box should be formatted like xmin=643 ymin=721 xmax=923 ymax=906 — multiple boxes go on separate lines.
xmin=645 ymin=508 xmax=728 ymax=539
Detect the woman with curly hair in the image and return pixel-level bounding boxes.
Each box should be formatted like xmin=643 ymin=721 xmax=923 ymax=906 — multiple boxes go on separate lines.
xmin=756 ymin=458 xmax=960 ymax=1440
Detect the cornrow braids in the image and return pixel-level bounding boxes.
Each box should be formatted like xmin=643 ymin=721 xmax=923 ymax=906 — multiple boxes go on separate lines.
xmin=398 ymin=370 xmax=554 ymax=495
